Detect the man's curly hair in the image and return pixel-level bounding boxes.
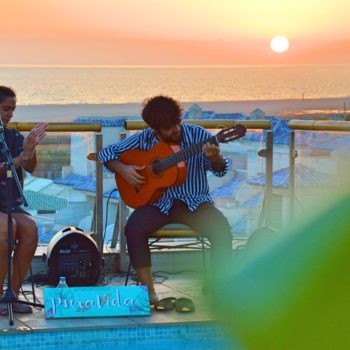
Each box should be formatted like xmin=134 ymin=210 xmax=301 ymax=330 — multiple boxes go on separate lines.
xmin=141 ymin=95 xmax=182 ymax=131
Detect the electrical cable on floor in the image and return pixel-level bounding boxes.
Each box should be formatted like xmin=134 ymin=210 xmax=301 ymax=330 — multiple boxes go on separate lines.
xmin=95 ymin=189 xmax=118 ymax=284
xmin=23 ymin=272 xmax=49 ymax=286
xmin=14 ymin=254 xmax=44 ymax=310
xmin=103 ymin=188 xmax=117 ymax=249
xmin=154 ymin=270 xmax=202 ymax=275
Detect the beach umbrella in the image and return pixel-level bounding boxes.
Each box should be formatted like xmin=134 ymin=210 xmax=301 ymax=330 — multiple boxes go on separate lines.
xmin=211 ymin=195 xmax=350 ymax=350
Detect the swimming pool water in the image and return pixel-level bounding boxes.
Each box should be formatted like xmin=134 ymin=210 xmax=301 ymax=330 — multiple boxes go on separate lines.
xmin=0 ymin=323 xmax=238 ymax=350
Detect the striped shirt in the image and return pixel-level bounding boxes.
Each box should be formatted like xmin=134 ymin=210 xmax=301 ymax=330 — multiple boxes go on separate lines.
xmin=98 ymin=123 xmax=229 ymax=215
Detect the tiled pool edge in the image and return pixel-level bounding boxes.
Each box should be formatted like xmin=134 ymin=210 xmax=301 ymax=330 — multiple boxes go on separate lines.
xmin=0 ymin=323 xmax=234 ymax=350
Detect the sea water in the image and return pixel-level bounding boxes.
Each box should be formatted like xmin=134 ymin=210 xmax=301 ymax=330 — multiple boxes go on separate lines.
xmin=0 ymin=64 xmax=349 ymax=105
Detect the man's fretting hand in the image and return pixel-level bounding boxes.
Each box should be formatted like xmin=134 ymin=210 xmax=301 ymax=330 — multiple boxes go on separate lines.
xmin=202 ymin=141 xmax=221 ymax=162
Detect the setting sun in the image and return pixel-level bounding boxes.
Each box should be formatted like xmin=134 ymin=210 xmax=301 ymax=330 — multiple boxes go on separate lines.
xmin=270 ymin=36 xmax=290 ymax=53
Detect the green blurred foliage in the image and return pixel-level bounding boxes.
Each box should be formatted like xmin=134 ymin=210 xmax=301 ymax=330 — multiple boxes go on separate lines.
xmin=211 ymin=195 xmax=350 ymax=350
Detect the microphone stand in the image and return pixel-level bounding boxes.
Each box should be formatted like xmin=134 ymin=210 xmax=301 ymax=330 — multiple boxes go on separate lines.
xmin=0 ymin=122 xmax=43 ymax=326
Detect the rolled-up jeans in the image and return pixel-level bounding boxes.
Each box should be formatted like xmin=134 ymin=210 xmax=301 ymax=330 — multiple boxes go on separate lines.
xmin=125 ymin=200 xmax=232 ymax=269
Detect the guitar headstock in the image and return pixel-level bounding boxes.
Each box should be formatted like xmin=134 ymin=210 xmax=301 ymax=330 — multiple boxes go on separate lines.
xmin=216 ymin=124 xmax=247 ymax=143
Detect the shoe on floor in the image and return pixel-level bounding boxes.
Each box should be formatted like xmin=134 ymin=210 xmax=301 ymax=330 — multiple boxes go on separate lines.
xmin=12 ymin=301 xmax=33 ymax=314
xmin=0 ymin=302 xmax=8 ymax=316
xmin=0 ymin=300 xmax=33 ymax=315
xmin=175 ymin=297 xmax=195 ymax=313
xmin=153 ymin=297 xmax=177 ymax=311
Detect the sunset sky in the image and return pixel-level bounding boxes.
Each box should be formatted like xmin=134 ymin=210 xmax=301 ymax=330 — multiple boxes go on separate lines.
xmin=1 ymin=0 xmax=349 ymax=65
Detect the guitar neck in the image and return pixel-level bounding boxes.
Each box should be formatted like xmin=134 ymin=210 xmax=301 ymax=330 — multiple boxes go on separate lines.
xmin=159 ymin=135 xmax=218 ymax=170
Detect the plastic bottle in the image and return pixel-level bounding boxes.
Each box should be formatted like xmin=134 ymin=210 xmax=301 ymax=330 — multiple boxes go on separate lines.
xmin=57 ymin=276 xmax=69 ymax=288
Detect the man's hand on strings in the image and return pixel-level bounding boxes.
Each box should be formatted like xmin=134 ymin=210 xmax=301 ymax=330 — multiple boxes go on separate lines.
xmin=120 ymin=164 xmax=146 ymax=187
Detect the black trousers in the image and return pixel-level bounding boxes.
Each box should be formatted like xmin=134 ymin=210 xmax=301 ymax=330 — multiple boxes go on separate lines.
xmin=125 ymin=200 xmax=232 ymax=268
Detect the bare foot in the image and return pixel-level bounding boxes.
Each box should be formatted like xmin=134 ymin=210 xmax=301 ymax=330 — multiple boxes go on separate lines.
xmin=149 ymin=292 xmax=159 ymax=306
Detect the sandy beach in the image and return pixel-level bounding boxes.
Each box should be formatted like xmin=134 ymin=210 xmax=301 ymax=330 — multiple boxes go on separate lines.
xmin=13 ymin=96 xmax=350 ymax=122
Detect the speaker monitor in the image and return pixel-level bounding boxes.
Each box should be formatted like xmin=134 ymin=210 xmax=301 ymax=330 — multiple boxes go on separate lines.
xmin=47 ymin=226 xmax=101 ymax=286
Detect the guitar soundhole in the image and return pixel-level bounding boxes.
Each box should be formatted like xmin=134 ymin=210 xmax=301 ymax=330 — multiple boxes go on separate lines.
xmin=151 ymin=161 xmax=163 ymax=176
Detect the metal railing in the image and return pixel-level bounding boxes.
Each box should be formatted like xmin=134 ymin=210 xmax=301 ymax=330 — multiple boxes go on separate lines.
xmin=124 ymin=119 xmax=271 ymax=130
xmin=7 ymin=122 xmax=104 ymax=253
xmin=288 ymin=119 xmax=350 ymax=224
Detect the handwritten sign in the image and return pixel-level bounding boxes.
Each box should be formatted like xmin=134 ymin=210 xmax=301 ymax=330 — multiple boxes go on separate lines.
xmin=44 ymin=286 xmax=150 ymax=319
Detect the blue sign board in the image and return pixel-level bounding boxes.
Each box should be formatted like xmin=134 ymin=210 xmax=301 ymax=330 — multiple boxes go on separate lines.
xmin=44 ymin=286 xmax=150 ymax=319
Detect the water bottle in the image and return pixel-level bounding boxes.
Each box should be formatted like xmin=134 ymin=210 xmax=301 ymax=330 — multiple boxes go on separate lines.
xmin=57 ymin=276 xmax=69 ymax=288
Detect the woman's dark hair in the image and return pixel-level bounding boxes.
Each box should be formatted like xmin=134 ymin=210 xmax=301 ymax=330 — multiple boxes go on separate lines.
xmin=0 ymin=86 xmax=16 ymax=103
xmin=141 ymin=95 xmax=182 ymax=131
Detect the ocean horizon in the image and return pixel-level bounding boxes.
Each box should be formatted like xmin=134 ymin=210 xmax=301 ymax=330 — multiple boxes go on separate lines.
xmin=1 ymin=64 xmax=350 ymax=106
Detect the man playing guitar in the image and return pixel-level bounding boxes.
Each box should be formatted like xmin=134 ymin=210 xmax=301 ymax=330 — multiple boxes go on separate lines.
xmin=99 ymin=95 xmax=236 ymax=307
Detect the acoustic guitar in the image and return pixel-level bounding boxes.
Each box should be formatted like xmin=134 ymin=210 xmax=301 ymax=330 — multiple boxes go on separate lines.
xmin=115 ymin=124 xmax=247 ymax=208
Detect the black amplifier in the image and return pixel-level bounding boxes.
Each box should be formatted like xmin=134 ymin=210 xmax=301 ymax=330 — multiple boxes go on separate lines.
xmin=47 ymin=226 xmax=101 ymax=286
